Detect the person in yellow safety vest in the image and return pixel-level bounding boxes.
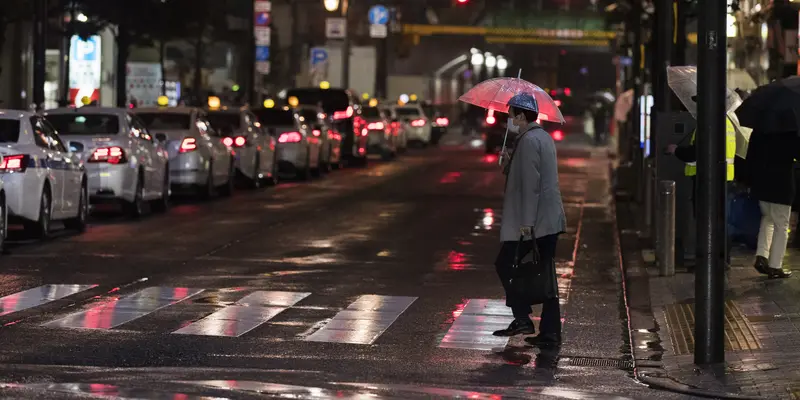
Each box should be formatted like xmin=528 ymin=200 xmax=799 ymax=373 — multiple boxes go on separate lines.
xmin=666 ymin=116 xmax=737 ymax=268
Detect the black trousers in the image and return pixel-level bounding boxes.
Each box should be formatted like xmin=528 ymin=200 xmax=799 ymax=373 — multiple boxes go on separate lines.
xmin=495 ymin=234 xmax=561 ymax=335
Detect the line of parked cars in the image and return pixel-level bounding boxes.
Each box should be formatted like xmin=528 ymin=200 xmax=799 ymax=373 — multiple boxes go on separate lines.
xmin=0 ymin=88 xmax=448 ymax=252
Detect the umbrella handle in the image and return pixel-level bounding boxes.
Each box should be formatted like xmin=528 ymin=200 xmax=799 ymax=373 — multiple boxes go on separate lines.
xmin=498 ymin=125 xmax=510 ymax=166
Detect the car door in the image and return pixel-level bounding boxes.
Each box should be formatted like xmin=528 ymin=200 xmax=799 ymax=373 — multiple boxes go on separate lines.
xmin=130 ymin=115 xmax=158 ymax=197
xmin=29 ymin=117 xmax=63 ymax=214
xmin=198 ymin=115 xmax=229 ymax=182
xmin=246 ymin=112 xmax=271 ymax=172
xmin=40 ymin=118 xmax=76 ymax=216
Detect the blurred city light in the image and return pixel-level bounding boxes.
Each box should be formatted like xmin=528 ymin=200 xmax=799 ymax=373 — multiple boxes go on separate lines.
xmin=76 ymin=13 xmax=88 ymax=22
xmin=471 ymin=53 xmax=484 ymax=66
xmin=231 ymin=84 xmax=240 ymax=92
xmin=362 ymin=92 xmax=370 ymax=100
xmin=410 ymin=94 xmax=418 ymax=101
xmin=319 ymin=81 xmax=331 ymax=89
xmin=485 ymin=54 xmax=497 ymax=68
xmin=497 ymin=57 xmax=507 ymax=70
xmin=399 ymin=94 xmax=410 ymax=103
xmin=324 ymin=0 xmax=339 ymax=12
xmin=470 ymin=48 xmax=480 ymax=54
xmin=288 ymin=96 xmax=299 ymax=107
xmin=207 ymin=96 xmax=221 ymax=109
xmin=157 ymin=96 xmax=169 ymax=107
xmin=368 ymin=98 xmax=378 ymax=107
xmin=263 ymin=99 xmax=275 ymax=108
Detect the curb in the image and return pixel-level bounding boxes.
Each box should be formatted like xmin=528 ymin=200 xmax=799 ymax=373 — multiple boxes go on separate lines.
xmin=612 ymin=193 xmax=766 ymax=400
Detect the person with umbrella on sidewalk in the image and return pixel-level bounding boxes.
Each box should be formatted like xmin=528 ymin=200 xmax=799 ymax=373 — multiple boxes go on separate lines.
xmin=736 ymin=77 xmax=800 ymax=278
xmin=459 ymin=76 xmax=567 ymax=346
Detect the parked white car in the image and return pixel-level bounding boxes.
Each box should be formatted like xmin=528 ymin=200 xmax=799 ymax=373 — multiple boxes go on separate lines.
xmin=253 ymin=106 xmax=322 ymax=180
xmin=294 ymin=105 xmax=342 ymax=172
xmin=134 ymin=107 xmax=235 ymax=198
xmin=43 ymin=108 xmax=170 ymax=217
xmin=392 ymin=105 xmax=432 ymax=145
xmin=206 ymin=108 xmax=278 ymax=188
xmin=0 ymin=110 xmax=88 ymax=239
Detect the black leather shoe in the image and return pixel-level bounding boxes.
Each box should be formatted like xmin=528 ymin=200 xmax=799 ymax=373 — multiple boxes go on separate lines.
xmin=492 ymin=318 xmax=535 ymax=337
xmin=754 ymin=256 xmax=769 ymax=274
xmin=524 ymin=333 xmax=561 ymax=346
xmin=766 ymin=268 xmax=792 ymax=279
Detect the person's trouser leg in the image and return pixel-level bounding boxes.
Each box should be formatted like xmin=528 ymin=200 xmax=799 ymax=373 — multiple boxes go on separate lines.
xmin=757 ymin=201 xmax=775 ymax=259
xmin=535 ymin=234 xmax=561 ymax=336
xmin=766 ymin=202 xmax=792 ymax=269
xmin=495 ymin=240 xmax=534 ymax=319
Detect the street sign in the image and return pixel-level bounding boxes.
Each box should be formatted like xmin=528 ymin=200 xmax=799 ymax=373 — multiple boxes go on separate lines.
xmin=254 ymin=0 xmax=271 ymax=12
xmin=255 ymin=12 xmax=270 ymax=26
xmin=310 ymin=47 xmax=329 ymax=66
xmin=254 ymin=27 xmax=271 ymax=46
xmin=256 ymin=61 xmax=270 ymax=75
xmin=255 ymin=46 xmax=270 ymax=62
xmin=368 ymin=5 xmax=389 ymax=25
xmin=369 ymin=24 xmax=387 ymax=38
xmin=326 ymin=18 xmax=346 ymax=39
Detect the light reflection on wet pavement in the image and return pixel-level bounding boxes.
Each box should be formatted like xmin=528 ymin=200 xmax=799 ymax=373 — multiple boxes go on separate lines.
xmin=0 ymin=146 xmax=690 ymax=399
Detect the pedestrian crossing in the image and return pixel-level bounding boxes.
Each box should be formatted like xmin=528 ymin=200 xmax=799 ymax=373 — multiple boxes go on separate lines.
xmin=0 ymin=281 xmax=573 ymax=349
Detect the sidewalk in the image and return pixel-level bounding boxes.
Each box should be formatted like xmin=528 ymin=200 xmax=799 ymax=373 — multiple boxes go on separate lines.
xmin=617 ymin=197 xmax=800 ymax=399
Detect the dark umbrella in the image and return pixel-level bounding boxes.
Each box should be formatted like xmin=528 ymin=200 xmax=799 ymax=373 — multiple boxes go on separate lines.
xmin=735 ymin=76 xmax=800 ymax=133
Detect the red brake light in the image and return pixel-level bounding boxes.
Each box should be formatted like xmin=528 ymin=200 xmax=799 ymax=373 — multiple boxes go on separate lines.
xmin=552 ymin=130 xmax=564 ymax=141
xmin=278 ymin=131 xmax=302 ymax=143
xmin=333 ymin=106 xmax=354 ymax=120
xmin=411 ymin=119 xmax=426 ymax=127
xmin=367 ymin=122 xmax=384 ymax=130
xmin=436 ymin=117 xmax=449 ymax=126
xmin=234 ymin=136 xmax=247 ymax=147
xmin=485 ymin=116 xmax=496 ymax=125
xmin=312 ymin=129 xmax=321 ymax=137
xmin=222 ymin=137 xmax=234 ymax=147
xmin=180 ymin=137 xmax=197 ymax=152
xmin=90 ymin=146 xmax=126 ymax=164
xmin=564 ymin=88 xmax=572 ymax=96
xmin=0 ymin=154 xmax=28 ymax=172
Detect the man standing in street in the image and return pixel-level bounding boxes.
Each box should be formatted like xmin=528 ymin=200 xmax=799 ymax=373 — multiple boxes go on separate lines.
xmin=492 ymin=93 xmax=567 ymax=347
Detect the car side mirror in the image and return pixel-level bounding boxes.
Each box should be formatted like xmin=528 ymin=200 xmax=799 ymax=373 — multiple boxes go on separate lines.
xmin=155 ymin=133 xmax=168 ymax=142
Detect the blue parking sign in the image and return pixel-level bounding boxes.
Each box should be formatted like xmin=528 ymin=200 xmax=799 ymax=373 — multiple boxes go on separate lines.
xmin=368 ymin=5 xmax=389 ymax=25
xmin=255 ymin=12 xmax=270 ymax=26
xmin=70 ymin=35 xmax=100 ymax=61
xmin=310 ymin=47 xmax=328 ymax=66
xmin=255 ymin=46 xmax=270 ymax=61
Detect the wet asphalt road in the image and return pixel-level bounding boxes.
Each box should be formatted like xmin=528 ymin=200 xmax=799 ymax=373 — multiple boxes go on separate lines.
xmin=0 ymin=139 xmax=692 ymax=399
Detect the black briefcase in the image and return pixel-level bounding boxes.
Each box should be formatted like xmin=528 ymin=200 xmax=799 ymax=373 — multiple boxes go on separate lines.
xmin=508 ymin=236 xmax=559 ymax=305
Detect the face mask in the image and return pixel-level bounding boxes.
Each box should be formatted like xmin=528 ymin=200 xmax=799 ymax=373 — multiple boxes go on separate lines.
xmin=507 ymin=117 xmax=520 ymax=133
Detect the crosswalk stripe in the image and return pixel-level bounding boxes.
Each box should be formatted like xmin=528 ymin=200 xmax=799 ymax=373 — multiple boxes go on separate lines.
xmin=172 ymin=291 xmax=311 ymax=337
xmin=439 ymin=299 xmax=513 ymax=350
xmin=0 ymin=284 xmax=97 ymax=317
xmin=304 ymin=295 xmax=416 ymax=345
xmin=43 ymin=286 xmax=203 ymax=330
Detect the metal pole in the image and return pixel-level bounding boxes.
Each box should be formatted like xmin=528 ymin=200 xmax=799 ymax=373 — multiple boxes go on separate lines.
xmin=659 ymin=180 xmax=676 ymax=276
xmin=644 ymin=158 xmax=654 ymax=233
xmin=651 ymin=0 xmax=673 ymax=214
xmin=32 ymin=0 xmax=47 ymax=110
xmin=695 ymin=0 xmax=726 ymax=365
xmin=341 ymin=0 xmax=351 ymax=89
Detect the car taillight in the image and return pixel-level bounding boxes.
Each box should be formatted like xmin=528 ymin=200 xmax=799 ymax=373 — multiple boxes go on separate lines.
xmin=435 ymin=117 xmax=449 ymax=126
xmin=312 ymin=129 xmax=321 ymax=137
xmin=411 ymin=119 xmax=426 ymax=127
xmin=552 ymin=130 xmax=564 ymax=141
xmin=222 ymin=137 xmax=234 ymax=147
xmin=278 ymin=131 xmax=302 ymax=143
xmin=0 ymin=154 xmax=28 ymax=172
xmin=367 ymin=122 xmax=384 ymax=130
xmin=234 ymin=136 xmax=247 ymax=146
xmin=485 ymin=116 xmax=496 ymax=125
xmin=89 ymin=146 xmax=127 ymax=164
xmin=333 ymin=106 xmax=354 ymax=120
xmin=180 ymin=137 xmax=197 ymax=153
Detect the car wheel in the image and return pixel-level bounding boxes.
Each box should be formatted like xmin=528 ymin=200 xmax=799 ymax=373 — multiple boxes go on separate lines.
xmin=25 ymin=184 xmax=51 ymax=240
xmin=65 ymin=181 xmax=88 ymax=232
xmin=200 ymin=162 xmax=215 ymax=200
xmin=0 ymin=192 xmax=6 ymax=254
xmin=125 ymin=173 xmax=146 ymax=219
xmin=251 ymin=155 xmax=263 ymax=189
xmin=151 ymin=169 xmax=170 ymax=213
xmin=219 ymin=161 xmax=235 ymax=196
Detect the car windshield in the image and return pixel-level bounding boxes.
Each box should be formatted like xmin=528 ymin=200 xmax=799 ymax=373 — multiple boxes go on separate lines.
xmin=395 ymin=108 xmax=421 ymax=117
xmin=136 ymin=113 xmax=192 ymax=130
xmin=361 ymin=107 xmax=382 ymax=118
xmin=297 ymin=109 xmax=319 ymax=123
xmin=0 ymin=119 xmax=20 ymax=143
xmin=45 ymin=114 xmax=120 ymax=135
xmin=254 ymin=108 xmax=295 ymax=126
xmin=207 ymin=113 xmax=241 ymax=135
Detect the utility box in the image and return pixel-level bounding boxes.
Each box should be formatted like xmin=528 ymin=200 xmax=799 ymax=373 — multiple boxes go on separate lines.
xmin=655 ymin=111 xmax=697 ymax=266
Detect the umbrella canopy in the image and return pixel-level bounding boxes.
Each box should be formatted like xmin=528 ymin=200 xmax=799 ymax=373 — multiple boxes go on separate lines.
xmin=458 ymin=77 xmax=565 ymax=124
xmin=735 ymin=76 xmax=800 ymax=134
xmin=727 ymin=111 xmax=751 ymax=158
xmin=666 ymin=66 xmax=743 ymax=117
xmin=728 ymin=69 xmax=758 ymax=91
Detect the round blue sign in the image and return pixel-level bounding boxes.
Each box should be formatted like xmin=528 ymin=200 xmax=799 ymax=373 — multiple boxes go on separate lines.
xmin=368 ymin=5 xmax=389 ymax=25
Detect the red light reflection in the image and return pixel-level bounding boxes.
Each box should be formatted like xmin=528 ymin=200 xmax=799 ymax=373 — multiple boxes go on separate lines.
xmin=482 ymin=154 xmax=498 ymax=164
xmin=451 ymin=301 xmax=466 ymax=319
xmin=447 ymin=250 xmax=469 ymax=270
xmin=439 ymin=171 xmax=461 ymax=184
